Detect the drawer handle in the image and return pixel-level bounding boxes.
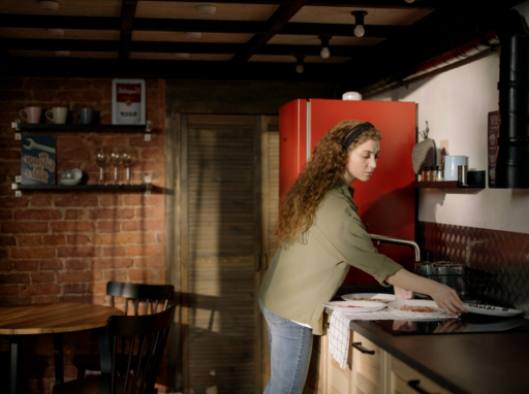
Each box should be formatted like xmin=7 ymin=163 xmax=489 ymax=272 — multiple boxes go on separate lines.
xmin=407 ymin=379 xmax=437 ymax=394
xmin=351 ymin=341 xmax=375 ymax=355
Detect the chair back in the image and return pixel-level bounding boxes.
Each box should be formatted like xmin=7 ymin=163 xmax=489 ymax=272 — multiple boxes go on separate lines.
xmin=106 ymin=281 xmax=174 ymax=315
xmin=101 ymin=304 xmax=175 ymax=394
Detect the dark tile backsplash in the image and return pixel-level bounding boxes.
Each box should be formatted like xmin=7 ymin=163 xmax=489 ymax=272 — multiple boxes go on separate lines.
xmin=420 ymin=222 xmax=529 ymax=313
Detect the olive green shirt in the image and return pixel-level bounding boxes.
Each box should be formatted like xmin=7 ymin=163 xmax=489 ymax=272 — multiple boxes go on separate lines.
xmin=259 ymin=183 xmax=402 ymax=335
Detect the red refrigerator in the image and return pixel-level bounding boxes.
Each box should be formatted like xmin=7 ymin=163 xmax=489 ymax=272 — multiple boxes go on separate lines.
xmin=279 ymin=98 xmax=417 ymax=286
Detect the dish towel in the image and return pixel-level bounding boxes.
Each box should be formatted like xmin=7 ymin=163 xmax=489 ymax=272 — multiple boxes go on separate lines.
xmin=328 ymin=310 xmax=351 ymax=369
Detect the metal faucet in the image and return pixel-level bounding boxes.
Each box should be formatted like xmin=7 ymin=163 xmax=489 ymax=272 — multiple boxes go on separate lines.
xmin=369 ymin=233 xmax=421 ymax=263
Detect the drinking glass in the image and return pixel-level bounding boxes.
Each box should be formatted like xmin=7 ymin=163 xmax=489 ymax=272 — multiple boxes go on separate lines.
xmin=95 ymin=148 xmax=108 ymax=184
xmin=120 ymin=148 xmax=137 ymax=184
xmin=110 ymin=148 xmax=123 ymax=184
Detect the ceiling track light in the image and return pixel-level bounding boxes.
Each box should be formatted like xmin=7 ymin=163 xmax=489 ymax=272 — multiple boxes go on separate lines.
xmin=352 ymin=10 xmax=368 ymax=38
xmin=319 ymin=35 xmax=331 ymax=60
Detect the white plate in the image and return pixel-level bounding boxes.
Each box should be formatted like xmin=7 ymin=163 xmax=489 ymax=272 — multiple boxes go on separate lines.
xmin=325 ymin=300 xmax=387 ymax=313
xmin=341 ymin=293 xmax=395 ymax=303
xmin=388 ymin=299 xmax=456 ymax=319
xmin=464 ymin=303 xmax=523 ymax=317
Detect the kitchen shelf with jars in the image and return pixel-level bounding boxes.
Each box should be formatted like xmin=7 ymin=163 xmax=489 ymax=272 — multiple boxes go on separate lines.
xmin=11 ymin=108 xmax=156 ymax=197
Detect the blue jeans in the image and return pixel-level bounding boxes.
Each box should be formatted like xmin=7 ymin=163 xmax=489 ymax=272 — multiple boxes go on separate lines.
xmin=261 ymin=304 xmax=313 ymax=394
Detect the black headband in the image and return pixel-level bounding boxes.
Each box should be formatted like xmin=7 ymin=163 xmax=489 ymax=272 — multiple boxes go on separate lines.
xmin=341 ymin=122 xmax=375 ymax=149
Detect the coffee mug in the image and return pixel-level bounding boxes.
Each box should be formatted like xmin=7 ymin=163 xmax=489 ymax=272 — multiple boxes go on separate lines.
xmin=46 ymin=106 xmax=68 ymax=124
xmin=19 ymin=106 xmax=42 ymax=124
xmin=79 ymin=107 xmax=94 ymax=125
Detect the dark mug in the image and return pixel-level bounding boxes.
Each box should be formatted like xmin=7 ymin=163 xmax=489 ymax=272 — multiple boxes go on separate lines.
xmin=79 ymin=107 xmax=94 ymax=125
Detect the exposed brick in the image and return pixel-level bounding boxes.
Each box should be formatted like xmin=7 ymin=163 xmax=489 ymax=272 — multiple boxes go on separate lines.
xmin=95 ymin=221 xmax=121 ymax=232
xmin=0 ymin=196 xmax=29 ymax=209
xmin=20 ymin=283 xmax=61 ymax=296
xmin=11 ymin=247 xmax=56 ymax=259
xmin=31 ymin=272 xmax=56 ymax=283
xmin=51 ymin=221 xmax=95 ymax=232
xmin=30 ymin=195 xmax=54 ymax=207
xmin=0 ymin=209 xmax=13 ymax=220
xmin=57 ymin=271 xmax=93 ymax=283
xmin=57 ymin=246 xmax=96 ymax=258
xmin=102 ymin=270 xmax=128 ymax=281
xmin=63 ymin=282 xmax=91 ymax=294
xmin=64 ymin=259 xmax=93 ymax=270
xmin=66 ymin=234 xmax=92 ymax=245
xmin=14 ymin=260 xmax=39 ymax=271
xmin=135 ymin=206 xmax=164 ymax=220
xmin=42 ymin=234 xmax=67 ymax=245
xmin=125 ymin=244 xmax=163 ymax=257
xmin=100 ymin=246 xmax=127 ymax=257
xmin=40 ymin=260 xmax=63 ymax=270
xmin=2 ymin=222 xmax=48 ymax=233
xmin=89 ymin=208 xmax=135 ymax=220
xmin=64 ymin=209 xmax=89 ymax=220
xmin=0 ymin=261 xmax=13 ymax=271
xmin=32 ymin=295 xmax=60 ymax=304
xmin=95 ymin=232 xmax=154 ymax=245
xmin=0 ymin=273 xmax=30 ymax=284
xmin=17 ymin=235 xmax=43 ymax=247
xmin=14 ymin=209 xmax=63 ymax=220
xmin=0 ymin=236 xmax=16 ymax=246
xmin=93 ymin=257 xmax=133 ymax=269
xmin=121 ymin=220 xmax=161 ymax=231
xmin=54 ymin=195 xmax=98 ymax=207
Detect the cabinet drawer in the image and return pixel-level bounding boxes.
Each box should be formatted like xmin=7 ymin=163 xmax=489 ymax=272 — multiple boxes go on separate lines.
xmin=389 ymin=357 xmax=451 ymax=394
xmin=352 ymin=332 xmax=385 ymax=394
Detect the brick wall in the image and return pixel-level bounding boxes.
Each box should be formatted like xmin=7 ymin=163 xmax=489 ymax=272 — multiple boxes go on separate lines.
xmin=0 ymin=77 xmax=167 ymax=392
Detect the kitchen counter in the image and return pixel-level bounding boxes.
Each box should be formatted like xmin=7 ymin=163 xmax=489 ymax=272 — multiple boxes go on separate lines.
xmin=349 ymin=320 xmax=529 ymax=394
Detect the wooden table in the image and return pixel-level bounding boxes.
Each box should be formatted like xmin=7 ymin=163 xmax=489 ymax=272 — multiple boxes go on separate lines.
xmin=0 ymin=302 xmax=120 ymax=394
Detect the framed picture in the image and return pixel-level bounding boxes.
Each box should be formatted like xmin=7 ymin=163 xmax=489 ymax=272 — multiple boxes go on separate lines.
xmin=20 ymin=134 xmax=56 ymax=185
xmin=487 ymin=111 xmax=500 ymax=187
xmin=112 ymin=79 xmax=146 ymax=125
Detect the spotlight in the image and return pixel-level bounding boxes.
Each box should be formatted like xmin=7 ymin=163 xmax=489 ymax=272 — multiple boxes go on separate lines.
xmin=295 ymin=55 xmax=305 ymax=74
xmin=319 ymin=36 xmax=331 ymax=60
xmin=352 ymin=11 xmax=368 ymax=38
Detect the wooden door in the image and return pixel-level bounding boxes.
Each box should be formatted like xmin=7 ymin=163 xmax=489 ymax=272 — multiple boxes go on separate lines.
xmin=173 ymin=114 xmax=267 ymax=393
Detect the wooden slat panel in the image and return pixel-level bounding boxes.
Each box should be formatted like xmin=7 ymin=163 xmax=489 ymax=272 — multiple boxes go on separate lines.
xmin=183 ymin=114 xmax=260 ymax=393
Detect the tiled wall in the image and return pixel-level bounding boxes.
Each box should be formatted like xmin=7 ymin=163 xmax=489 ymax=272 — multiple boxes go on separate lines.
xmin=421 ymin=221 xmax=529 ymax=312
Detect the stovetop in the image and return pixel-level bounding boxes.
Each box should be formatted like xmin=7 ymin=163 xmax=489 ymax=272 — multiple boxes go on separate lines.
xmin=373 ymin=314 xmax=529 ymax=335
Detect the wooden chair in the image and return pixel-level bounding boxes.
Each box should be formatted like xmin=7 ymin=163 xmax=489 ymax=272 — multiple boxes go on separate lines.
xmin=73 ymin=281 xmax=174 ymax=378
xmin=53 ymin=304 xmax=175 ymax=394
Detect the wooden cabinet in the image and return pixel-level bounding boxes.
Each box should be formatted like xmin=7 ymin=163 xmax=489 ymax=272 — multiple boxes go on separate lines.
xmin=310 ymin=330 xmax=452 ymax=394
xmin=388 ymin=357 xmax=451 ymax=394
xmin=351 ymin=332 xmax=388 ymax=394
xmin=325 ymin=333 xmax=354 ymax=394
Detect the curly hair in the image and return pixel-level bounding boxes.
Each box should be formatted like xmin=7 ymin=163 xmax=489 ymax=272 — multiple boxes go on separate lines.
xmin=277 ymin=120 xmax=381 ymax=244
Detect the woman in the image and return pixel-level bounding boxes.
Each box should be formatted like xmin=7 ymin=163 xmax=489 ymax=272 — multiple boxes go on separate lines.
xmin=259 ymin=120 xmax=464 ymax=394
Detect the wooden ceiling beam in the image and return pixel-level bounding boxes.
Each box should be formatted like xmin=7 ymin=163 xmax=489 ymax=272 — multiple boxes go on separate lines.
xmin=139 ymin=0 xmax=436 ymax=8
xmin=232 ymin=0 xmax=306 ymax=63
xmin=0 ymin=56 xmax=353 ymax=80
xmin=1 ymin=38 xmax=371 ymax=57
xmin=0 ymin=14 xmax=405 ymax=38
xmin=118 ymin=0 xmax=138 ymax=59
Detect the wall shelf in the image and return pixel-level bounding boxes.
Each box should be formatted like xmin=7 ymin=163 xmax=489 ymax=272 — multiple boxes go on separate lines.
xmin=12 ymin=183 xmax=157 ymax=196
xmin=12 ymin=120 xmax=153 ymax=141
xmin=414 ymin=180 xmax=485 ymax=190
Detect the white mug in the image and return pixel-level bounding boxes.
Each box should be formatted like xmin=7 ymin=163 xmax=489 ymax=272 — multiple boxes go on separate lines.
xmin=19 ymin=106 xmax=42 ymax=124
xmin=444 ymin=155 xmax=468 ymax=181
xmin=46 ymin=106 xmax=68 ymax=124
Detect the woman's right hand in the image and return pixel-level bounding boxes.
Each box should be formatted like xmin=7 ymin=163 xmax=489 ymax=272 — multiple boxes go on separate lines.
xmin=428 ymin=282 xmax=465 ymax=314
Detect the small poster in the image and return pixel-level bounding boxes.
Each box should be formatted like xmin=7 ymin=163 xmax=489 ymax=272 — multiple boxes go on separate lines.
xmin=20 ymin=134 xmax=56 ymax=185
xmin=112 ymin=78 xmax=146 ymax=125
xmin=487 ymin=111 xmax=500 ymax=187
